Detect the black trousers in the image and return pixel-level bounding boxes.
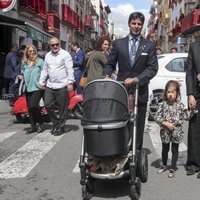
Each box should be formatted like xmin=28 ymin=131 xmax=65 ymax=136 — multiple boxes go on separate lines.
xmin=44 ymin=87 xmax=69 ymax=128
xmin=136 ymin=102 xmax=147 ymax=150
xmin=186 ymin=102 xmax=200 ymax=171
xmin=162 ymin=143 xmax=179 ymax=170
xmin=2 ymin=77 xmax=15 ymax=95
xmin=26 ymin=90 xmax=43 ymax=128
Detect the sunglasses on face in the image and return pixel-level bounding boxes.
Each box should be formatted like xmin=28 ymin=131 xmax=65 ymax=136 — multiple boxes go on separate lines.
xmin=28 ymin=50 xmax=36 ymax=53
xmin=50 ymin=43 xmax=60 ymax=47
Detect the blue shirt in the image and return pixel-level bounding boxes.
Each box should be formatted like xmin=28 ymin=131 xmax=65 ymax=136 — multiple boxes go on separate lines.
xmin=21 ymin=58 xmax=44 ymax=92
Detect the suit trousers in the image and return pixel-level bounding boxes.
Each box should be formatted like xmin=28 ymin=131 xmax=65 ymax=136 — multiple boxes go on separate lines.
xmin=136 ymin=102 xmax=147 ymax=150
xmin=74 ymin=68 xmax=83 ymax=94
xmin=186 ymin=101 xmax=200 ymax=171
xmin=44 ymin=87 xmax=69 ymax=129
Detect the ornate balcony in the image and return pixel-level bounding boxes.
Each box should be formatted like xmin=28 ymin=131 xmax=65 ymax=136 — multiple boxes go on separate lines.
xmin=62 ymin=4 xmax=72 ymax=24
xmin=44 ymin=12 xmax=60 ymax=34
xmin=85 ymin=15 xmax=94 ymax=28
xmin=181 ymin=10 xmax=200 ymax=33
xmin=18 ymin=0 xmax=46 ymax=18
xmin=62 ymin=4 xmax=80 ymax=29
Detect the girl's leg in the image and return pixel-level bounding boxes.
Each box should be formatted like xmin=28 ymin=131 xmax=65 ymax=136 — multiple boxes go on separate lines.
xmin=171 ymin=143 xmax=179 ymax=170
xmin=162 ymin=143 xmax=170 ymax=166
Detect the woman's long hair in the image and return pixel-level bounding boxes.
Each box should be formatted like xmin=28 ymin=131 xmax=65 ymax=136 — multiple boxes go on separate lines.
xmin=22 ymin=44 xmax=38 ymax=66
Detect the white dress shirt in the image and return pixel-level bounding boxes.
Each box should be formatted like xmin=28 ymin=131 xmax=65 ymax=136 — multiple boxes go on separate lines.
xmin=39 ymin=48 xmax=74 ymax=89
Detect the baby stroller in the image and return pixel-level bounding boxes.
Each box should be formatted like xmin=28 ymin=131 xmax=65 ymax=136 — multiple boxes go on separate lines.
xmin=79 ymin=79 xmax=148 ymax=200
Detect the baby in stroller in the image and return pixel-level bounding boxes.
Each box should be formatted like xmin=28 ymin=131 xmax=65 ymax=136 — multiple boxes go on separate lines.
xmin=79 ymin=79 xmax=148 ymax=200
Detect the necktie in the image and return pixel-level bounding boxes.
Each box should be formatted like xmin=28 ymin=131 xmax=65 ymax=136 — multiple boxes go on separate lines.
xmin=130 ymin=38 xmax=137 ymax=66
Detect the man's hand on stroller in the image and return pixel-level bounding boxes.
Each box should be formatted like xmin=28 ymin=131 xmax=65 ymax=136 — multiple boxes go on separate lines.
xmin=17 ymin=74 xmax=23 ymax=80
xmin=124 ymin=77 xmax=139 ymax=86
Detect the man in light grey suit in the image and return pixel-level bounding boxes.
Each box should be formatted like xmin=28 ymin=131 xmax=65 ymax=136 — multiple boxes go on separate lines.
xmin=103 ymin=12 xmax=158 ymax=150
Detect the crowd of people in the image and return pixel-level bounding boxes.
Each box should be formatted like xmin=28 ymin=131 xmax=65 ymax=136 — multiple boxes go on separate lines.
xmin=0 ymin=11 xmax=200 ymax=180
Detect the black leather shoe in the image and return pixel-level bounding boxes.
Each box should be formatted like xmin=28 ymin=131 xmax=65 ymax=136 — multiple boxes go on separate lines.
xmin=26 ymin=127 xmax=36 ymax=134
xmin=187 ymin=168 xmax=196 ymax=175
xmin=54 ymin=127 xmax=65 ymax=136
xmin=51 ymin=125 xmax=58 ymax=135
xmin=37 ymin=124 xmax=44 ymax=133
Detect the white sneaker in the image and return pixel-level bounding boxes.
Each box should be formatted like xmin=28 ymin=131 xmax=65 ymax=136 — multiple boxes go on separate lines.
xmin=168 ymin=169 xmax=175 ymax=178
xmin=157 ymin=165 xmax=167 ymax=174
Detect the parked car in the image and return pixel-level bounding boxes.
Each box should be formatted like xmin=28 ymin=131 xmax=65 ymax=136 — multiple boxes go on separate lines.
xmin=148 ymin=53 xmax=188 ymax=120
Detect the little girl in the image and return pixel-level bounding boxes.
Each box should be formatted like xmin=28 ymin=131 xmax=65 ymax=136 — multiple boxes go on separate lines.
xmin=154 ymin=80 xmax=193 ymax=178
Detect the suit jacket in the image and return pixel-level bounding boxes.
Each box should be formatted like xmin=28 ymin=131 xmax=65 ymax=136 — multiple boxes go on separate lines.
xmin=186 ymin=42 xmax=200 ymax=99
xmin=103 ymin=35 xmax=158 ymax=103
xmin=3 ymin=51 xmax=19 ymax=79
xmin=72 ymin=48 xmax=85 ymax=70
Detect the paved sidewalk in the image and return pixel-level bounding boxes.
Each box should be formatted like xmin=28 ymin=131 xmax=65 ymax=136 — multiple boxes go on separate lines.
xmin=0 ymin=99 xmax=11 ymax=114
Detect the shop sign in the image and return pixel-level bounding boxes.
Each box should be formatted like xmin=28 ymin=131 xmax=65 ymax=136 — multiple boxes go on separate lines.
xmin=0 ymin=0 xmax=16 ymax=12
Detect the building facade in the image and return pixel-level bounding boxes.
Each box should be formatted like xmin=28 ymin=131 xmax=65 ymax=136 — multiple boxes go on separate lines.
xmin=0 ymin=0 xmax=111 ymax=53
xmin=148 ymin=0 xmax=200 ymax=53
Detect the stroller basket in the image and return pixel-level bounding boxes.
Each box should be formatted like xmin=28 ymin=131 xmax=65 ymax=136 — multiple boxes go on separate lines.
xmin=81 ymin=80 xmax=132 ymax=156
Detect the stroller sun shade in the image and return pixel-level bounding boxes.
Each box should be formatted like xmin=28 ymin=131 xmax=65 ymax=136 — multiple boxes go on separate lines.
xmin=82 ymin=80 xmax=129 ymax=123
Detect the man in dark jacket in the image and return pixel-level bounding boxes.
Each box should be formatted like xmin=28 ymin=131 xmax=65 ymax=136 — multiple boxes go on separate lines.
xmin=103 ymin=12 xmax=158 ymax=150
xmin=2 ymin=44 xmax=19 ymax=98
xmin=185 ymin=41 xmax=200 ymax=178
xmin=71 ymin=42 xmax=85 ymax=94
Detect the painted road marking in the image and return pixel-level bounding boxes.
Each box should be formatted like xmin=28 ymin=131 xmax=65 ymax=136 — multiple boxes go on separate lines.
xmin=148 ymin=122 xmax=187 ymax=165
xmin=73 ymin=159 xmax=80 ymax=173
xmin=0 ymin=131 xmax=16 ymax=143
xmin=0 ymin=130 xmax=64 ymax=179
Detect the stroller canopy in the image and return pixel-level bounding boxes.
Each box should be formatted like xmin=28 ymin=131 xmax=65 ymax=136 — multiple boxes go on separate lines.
xmin=82 ymin=80 xmax=129 ymax=123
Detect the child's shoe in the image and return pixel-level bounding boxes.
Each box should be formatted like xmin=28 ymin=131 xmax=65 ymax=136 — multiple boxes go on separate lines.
xmin=157 ymin=165 xmax=167 ymax=174
xmin=168 ymin=169 xmax=175 ymax=178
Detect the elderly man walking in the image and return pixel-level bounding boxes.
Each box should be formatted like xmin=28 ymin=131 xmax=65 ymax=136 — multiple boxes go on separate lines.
xmin=39 ymin=37 xmax=74 ymax=136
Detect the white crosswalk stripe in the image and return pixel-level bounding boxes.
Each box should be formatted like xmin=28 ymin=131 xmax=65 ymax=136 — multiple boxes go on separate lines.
xmin=0 ymin=131 xmax=17 ymax=143
xmin=0 ymin=130 xmax=64 ymax=179
xmin=73 ymin=159 xmax=80 ymax=173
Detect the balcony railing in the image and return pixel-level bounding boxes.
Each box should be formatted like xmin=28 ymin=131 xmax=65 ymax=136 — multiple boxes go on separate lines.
xmin=44 ymin=12 xmax=60 ymax=33
xmin=85 ymin=15 xmax=94 ymax=29
xmin=18 ymin=0 xmax=46 ymax=18
xmin=62 ymin=4 xmax=84 ymax=33
xmin=181 ymin=10 xmax=200 ymax=33
xmin=62 ymin=4 xmax=73 ymax=24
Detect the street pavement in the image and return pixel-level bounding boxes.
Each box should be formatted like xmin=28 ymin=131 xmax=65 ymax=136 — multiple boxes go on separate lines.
xmin=0 ymin=100 xmax=200 ymax=200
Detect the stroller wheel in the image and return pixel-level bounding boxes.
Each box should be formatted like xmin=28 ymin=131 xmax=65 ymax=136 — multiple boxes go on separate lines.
xmin=136 ymin=149 xmax=148 ymax=183
xmin=82 ymin=178 xmax=94 ymax=200
xmin=82 ymin=185 xmax=94 ymax=200
xmin=130 ymin=177 xmax=141 ymax=200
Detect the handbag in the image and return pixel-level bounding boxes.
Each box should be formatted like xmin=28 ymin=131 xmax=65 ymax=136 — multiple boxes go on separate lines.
xmin=79 ymin=52 xmax=93 ymax=88
xmin=79 ymin=71 xmax=88 ymax=88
